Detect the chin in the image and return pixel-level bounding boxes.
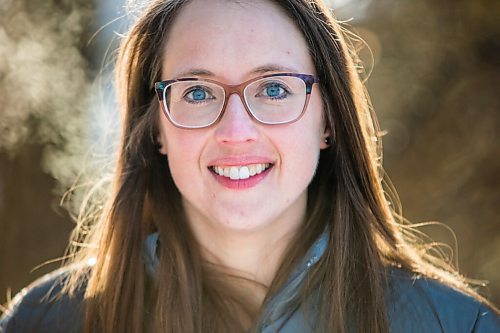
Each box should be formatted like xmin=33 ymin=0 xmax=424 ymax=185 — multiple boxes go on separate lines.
xmin=214 ymin=214 xmax=271 ymax=232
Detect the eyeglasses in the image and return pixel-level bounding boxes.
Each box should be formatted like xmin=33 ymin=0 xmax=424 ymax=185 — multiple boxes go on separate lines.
xmin=154 ymin=73 xmax=319 ymax=129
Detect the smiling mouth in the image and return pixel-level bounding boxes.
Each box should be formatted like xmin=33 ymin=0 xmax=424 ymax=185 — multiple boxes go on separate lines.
xmin=209 ymin=163 xmax=273 ymax=180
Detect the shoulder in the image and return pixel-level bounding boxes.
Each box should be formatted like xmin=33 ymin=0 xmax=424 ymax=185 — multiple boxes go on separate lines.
xmin=386 ymin=268 xmax=500 ymax=333
xmin=0 ymin=266 xmax=86 ymax=333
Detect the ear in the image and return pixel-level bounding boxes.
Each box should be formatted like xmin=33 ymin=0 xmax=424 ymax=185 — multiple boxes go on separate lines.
xmin=157 ymin=133 xmax=168 ymax=155
xmin=156 ymin=103 xmax=169 ymax=155
xmin=320 ymin=129 xmax=331 ymax=150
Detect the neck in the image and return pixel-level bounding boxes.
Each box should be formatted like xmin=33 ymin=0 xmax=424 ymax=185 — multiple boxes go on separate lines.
xmin=185 ymin=199 xmax=306 ymax=297
xmin=200 ymin=224 xmax=299 ymax=285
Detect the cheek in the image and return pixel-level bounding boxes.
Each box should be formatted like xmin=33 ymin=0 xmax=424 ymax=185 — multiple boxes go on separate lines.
xmin=162 ymin=127 xmax=206 ymax=185
xmin=291 ymin=92 xmax=326 ymax=148
xmin=165 ymin=134 xmax=196 ymax=166
xmin=164 ymin=139 xmax=198 ymax=198
xmin=277 ymin=112 xmax=324 ymax=178
xmin=309 ymin=90 xmax=326 ymax=132
xmin=289 ymin=93 xmax=325 ymax=174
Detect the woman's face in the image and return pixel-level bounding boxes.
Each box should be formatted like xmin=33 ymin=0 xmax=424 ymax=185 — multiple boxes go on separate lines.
xmin=157 ymin=0 xmax=328 ymax=233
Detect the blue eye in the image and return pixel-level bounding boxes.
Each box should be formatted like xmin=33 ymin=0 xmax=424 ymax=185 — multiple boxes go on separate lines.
xmin=183 ymin=85 xmax=215 ymax=104
xmin=255 ymin=81 xmax=290 ymax=101
xmin=266 ymin=84 xmax=283 ymax=98
xmin=190 ymin=88 xmax=207 ymax=100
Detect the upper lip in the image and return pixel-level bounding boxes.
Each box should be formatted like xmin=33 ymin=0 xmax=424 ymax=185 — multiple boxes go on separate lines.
xmin=207 ymin=156 xmax=274 ymax=167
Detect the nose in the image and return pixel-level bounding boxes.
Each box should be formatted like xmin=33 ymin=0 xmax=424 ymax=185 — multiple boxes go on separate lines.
xmin=214 ymin=93 xmax=259 ymax=144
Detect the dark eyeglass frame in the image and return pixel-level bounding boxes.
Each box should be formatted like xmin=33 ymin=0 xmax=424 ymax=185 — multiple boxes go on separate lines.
xmin=154 ymin=73 xmax=319 ymax=129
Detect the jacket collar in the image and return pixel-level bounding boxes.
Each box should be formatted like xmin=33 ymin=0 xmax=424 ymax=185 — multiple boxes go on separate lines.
xmin=143 ymin=230 xmax=329 ymax=329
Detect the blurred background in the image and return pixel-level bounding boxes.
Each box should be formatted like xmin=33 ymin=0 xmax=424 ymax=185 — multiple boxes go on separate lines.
xmin=0 ymin=0 xmax=498 ymax=307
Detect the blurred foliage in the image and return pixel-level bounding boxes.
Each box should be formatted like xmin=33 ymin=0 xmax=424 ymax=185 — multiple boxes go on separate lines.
xmin=0 ymin=0 xmax=498 ymax=308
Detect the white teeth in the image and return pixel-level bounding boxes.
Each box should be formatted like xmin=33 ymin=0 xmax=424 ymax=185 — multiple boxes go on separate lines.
xmin=229 ymin=167 xmax=239 ymax=179
xmin=212 ymin=163 xmax=271 ymax=180
xmin=239 ymin=166 xmax=250 ymax=179
xmin=248 ymin=165 xmax=256 ymax=176
xmin=256 ymin=164 xmax=262 ymax=173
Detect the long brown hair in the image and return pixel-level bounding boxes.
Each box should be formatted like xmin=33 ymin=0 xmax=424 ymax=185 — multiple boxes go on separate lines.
xmin=64 ymin=0 xmax=498 ymax=332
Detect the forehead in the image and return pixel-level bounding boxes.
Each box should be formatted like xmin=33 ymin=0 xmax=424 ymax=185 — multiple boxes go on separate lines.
xmin=161 ymin=0 xmax=315 ymax=81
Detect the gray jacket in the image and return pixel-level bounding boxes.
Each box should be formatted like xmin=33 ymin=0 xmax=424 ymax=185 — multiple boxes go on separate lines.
xmin=1 ymin=232 xmax=499 ymax=332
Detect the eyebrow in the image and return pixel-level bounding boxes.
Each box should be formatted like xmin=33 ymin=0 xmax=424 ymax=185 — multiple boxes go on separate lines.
xmin=173 ymin=69 xmax=215 ymax=79
xmin=250 ymin=64 xmax=297 ymax=75
xmin=172 ymin=64 xmax=298 ymax=80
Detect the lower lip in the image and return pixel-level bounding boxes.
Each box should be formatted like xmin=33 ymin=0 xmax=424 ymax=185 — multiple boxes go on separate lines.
xmin=210 ymin=166 xmax=272 ymax=189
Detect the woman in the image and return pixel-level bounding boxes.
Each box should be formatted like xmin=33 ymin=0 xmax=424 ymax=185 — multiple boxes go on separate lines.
xmin=1 ymin=0 xmax=498 ymax=332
